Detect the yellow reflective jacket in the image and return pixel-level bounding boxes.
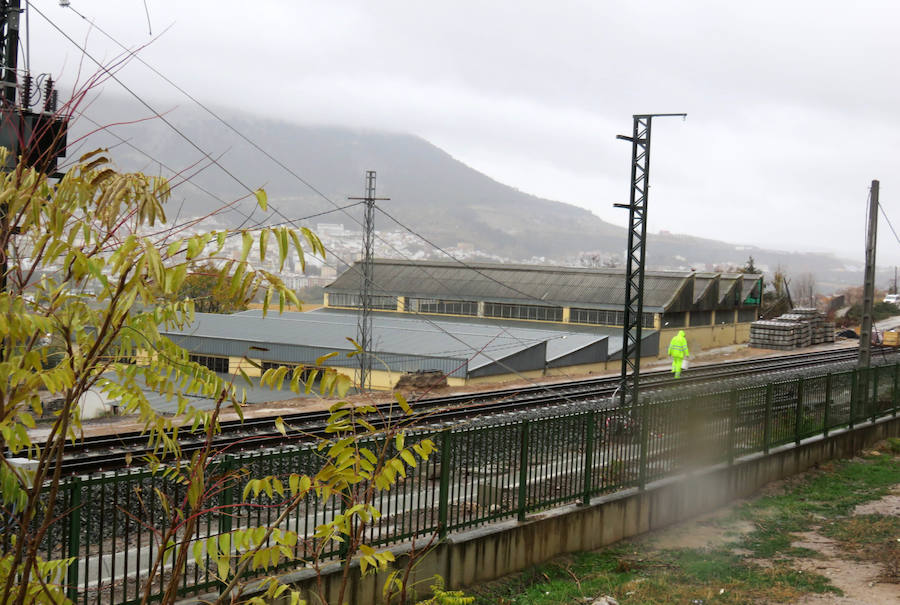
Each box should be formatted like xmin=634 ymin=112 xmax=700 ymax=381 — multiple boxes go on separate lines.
xmin=668 ymin=330 xmax=689 ymax=358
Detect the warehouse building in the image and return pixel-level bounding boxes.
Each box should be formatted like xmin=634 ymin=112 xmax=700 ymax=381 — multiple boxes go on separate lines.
xmin=161 ymin=261 xmax=762 ymax=391
xmin=324 ymin=260 xmax=763 ymax=352
xmin=161 ymin=308 xmax=646 ymax=390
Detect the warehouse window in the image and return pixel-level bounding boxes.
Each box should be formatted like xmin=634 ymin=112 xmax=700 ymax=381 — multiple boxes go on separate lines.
xmin=689 ymin=310 xmax=713 ymax=326
xmin=327 ymin=293 xmax=397 ymax=310
xmin=407 ymin=298 xmax=478 ymax=316
xmin=661 ymin=312 xmax=686 ymax=328
xmin=260 ymin=361 xmax=296 ymax=373
xmin=190 ymin=354 xmax=229 ymax=373
xmin=715 ymin=310 xmax=735 ymax=325
xmin=484 ymin=302 xmax=563 ymax=322
xmin=571 ymin=308 xmax=654 ymax=328
xmin=738 ymin=308 xmax=758 ymax=323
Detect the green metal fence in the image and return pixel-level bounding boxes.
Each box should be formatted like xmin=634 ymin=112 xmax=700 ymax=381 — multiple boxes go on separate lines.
xmin=25 ymin=363 xmax=900 ymax=604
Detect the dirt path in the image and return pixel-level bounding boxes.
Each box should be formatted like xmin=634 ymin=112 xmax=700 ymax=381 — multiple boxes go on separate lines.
xmin=636 ymin=466 xmax=899 ymax=604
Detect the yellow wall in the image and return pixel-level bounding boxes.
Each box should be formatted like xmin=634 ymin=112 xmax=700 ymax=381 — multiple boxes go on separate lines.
xmin=229 ymin=356 xmax=261 ymax=377
xmin=658 ymin=322 xmax=752 ymax=357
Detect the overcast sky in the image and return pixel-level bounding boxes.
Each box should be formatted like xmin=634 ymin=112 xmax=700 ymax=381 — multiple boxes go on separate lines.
xmin=23 ymin=0 xmax=900 ymax=264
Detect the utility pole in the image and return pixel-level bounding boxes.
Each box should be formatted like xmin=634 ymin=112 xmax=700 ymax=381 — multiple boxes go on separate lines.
xmin=0 ymin=0 xmax=67 ymax=294
xmin=614 ymin=113 xmax=685 ymax=410
xmin=1 ymin=0 xmax=19 ymax=106
xmin=859 ymin=180 xmax=879 ymax=369
xmin=0 ymin=0 xmax=20 ymax=298
xmin=348 ymin=171 xmax=388 ymax=390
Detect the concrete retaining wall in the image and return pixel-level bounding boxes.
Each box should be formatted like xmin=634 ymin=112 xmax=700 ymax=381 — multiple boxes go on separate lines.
xmin=182 ymin=415 xmax=899 ymax=605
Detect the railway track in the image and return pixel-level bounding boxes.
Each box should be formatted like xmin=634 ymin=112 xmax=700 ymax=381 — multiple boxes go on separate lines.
xmin=44 ymin=346 xmax=885 ymax=474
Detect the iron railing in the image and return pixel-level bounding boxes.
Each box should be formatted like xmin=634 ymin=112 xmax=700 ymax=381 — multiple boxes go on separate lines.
xmin=15 ymin=363 xmax=900 ymax=604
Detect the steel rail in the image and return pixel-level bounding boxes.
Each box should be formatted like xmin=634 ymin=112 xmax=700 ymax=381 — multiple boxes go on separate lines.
xmin=48 ymin=347 xmax=878 ymax=474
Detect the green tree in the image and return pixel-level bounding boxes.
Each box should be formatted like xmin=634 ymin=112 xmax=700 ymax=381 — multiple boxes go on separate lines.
xmin=0 ymin=148 xmax=317 ymax=604
xmin=0 ymin=147 xmax=445 ymax=605
xmin=740 ymin=255 xmax=757 ymax=274
xmin=177 ymin=262 xmax=249 ymax=313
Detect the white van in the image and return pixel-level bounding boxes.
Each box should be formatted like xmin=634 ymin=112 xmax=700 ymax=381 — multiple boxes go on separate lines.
xmin=883 ymin=294 xmax=900 ymax=305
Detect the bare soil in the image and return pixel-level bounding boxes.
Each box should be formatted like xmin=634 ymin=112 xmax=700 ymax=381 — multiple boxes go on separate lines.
xmin=791 ymin=528 xmax=897 ymax=605
xmin=637 ymin=467 xmax=899 ymax=604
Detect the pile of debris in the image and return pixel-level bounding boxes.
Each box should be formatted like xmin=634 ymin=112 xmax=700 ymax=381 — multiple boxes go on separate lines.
xmin=750 ymin=307 xmax=835 ymax=350
xmin=394 ymin=369 xmax=448 ymax=392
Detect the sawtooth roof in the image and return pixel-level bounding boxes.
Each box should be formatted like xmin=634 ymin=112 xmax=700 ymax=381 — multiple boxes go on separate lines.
xmin=326 ymin=260 xmax=715 ymax=312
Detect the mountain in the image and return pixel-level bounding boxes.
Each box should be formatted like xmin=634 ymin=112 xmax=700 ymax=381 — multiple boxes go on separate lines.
xmin=71 ymin=95 xmax=869 ymax=292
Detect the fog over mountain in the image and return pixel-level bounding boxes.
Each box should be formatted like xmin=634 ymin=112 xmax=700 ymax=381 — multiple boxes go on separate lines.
xmin=74 ymin=96 xmax=875 ymax=293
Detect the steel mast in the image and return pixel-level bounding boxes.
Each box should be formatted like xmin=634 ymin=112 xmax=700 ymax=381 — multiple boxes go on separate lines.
xmin=615 ymin=113 xmax=686 ymax=410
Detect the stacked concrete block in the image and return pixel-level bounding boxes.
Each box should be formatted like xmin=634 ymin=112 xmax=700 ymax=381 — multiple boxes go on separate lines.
xmin=751 ymin=308 xmax=834 ymax=350
xmin=749 ymin=320 xmax=805 ymax=350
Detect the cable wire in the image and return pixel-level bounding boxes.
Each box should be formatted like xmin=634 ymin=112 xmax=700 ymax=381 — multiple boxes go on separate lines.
xmin=40 ymin=4 xmax=615 ymax=405
xmin=60 ymin=0 xmax=584 ymax=332
xmin=31 ymin=2 xmax=263 ymax=228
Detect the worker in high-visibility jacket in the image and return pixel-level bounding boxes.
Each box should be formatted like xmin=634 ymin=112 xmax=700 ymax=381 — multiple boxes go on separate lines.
xmin=667 ymin=330 xmax=690 ymax=378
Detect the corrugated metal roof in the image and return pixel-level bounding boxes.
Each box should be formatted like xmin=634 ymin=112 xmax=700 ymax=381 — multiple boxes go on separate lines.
xmin=693 ymin=273 xmax=717 ymax=303
xmin=719 ymin=275 xmax=740 ymax=304
xmin=325 ymin=260 xmax=694 ymax=312
xmin=161 ymin=309 xmax=652 ymax=379
xmin=741 ymin=274 xmax=762 ymax=300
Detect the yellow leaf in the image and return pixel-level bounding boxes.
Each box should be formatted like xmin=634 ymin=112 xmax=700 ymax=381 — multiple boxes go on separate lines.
xmin=394 ymin=392 xmax=412 ymax=414
xmin=401 ymin=449 xmax=417 ymax=467
xmin=259 ymin=228 xmax=269 ymax=262
xmin=255 ymin=188 xmax=268 ymax=211
xmin=241 ymin=231 xmax=252 ymax=262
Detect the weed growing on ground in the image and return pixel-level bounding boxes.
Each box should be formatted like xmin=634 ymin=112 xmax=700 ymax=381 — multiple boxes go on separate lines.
xmin=470 ymin=448 xmax=899 ymax=604
xmin=821 ymin=514 xmax=900 ymax=583
xmin=886 ymin=436 xmax=900 ymax=453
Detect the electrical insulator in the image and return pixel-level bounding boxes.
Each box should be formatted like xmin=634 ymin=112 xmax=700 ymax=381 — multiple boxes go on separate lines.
xmin=21 ymin=72 xmax=31 ymax=109
xmin=43 ymin=77 xmax=53 ymax=112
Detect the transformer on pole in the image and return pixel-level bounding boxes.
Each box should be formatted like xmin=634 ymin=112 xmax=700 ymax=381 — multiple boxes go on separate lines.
xmin=614 ymin=113 xmax=685 ymax=410
xmin=348 ymin=171 xmax=388 ymax=390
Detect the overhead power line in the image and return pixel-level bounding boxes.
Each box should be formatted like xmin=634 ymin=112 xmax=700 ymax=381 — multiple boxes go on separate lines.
xmin=31 ymin=2 xmax=263 ymax=228
xmin=38 ymin=4 xmax=607 ymax=404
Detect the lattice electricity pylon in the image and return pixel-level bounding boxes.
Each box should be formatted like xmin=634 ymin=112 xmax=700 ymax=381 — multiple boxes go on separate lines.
xmin=615 ymin=113 xmax=685 ymax=410
xmin=348 ymin=171 xmax=389 ymax=390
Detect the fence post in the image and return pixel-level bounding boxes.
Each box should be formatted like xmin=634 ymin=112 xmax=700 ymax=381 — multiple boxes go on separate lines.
xmin=850 ymin=369 xmax=857 ymax=429
xmin=794 ymin=377 xmax=805 ymax=445
xmin=728 ymin=388 xmax=738 ymax=465
xmin=894 ymin=363 xmax=899 ymax=417
xmin=217 ymin=455 xmax=235 ymax=592
xmin=823 ymin=373 xmax=832 ymax=437
xmin=582 ymin=411 xmax=595 ymax=506
xmin=517 ymin=420 xmax=530 ymax=522
xmin=437 ymin=430 xmax=451 ymax=539
xmin=861 ymin=366 xmax=869 ymax=422
xmin=638 ymin=399 xmax=651 ymax=490
xmin=872 ymin=366 xmax=880 ymax=422
xmin=217 ymin=455 xmax=235 ymax=538
xmin=763 ymin=383 xmax=773 ymax=454
xmin=66 ymin=477 xmax=82 ymax=604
